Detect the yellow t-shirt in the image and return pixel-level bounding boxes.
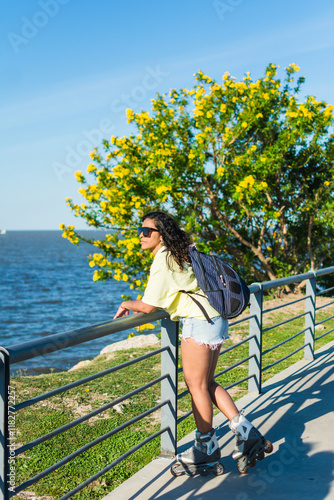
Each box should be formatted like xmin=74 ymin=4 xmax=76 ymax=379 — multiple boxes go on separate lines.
xmin=142 ymin=247 xmax=220 ymax=321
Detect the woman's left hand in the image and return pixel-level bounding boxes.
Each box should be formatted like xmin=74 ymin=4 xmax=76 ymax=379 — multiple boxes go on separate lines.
xmin=114 ymin=305 xmax=129 ymax=319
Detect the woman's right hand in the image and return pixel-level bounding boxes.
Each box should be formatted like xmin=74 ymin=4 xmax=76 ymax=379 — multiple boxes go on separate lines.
xmin=113 ymin=305 xmax=129 ymax=319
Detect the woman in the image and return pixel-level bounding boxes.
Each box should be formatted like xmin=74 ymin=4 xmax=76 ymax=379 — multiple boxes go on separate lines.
xmin=114 ymin=211 xmax=271 ymax=475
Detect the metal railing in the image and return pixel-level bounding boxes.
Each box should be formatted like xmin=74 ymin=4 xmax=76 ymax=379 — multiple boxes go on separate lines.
xmin=1 ymin=266 xmax=334 ymax=499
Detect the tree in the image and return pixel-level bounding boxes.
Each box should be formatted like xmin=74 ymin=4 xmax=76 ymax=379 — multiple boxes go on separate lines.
xmin=60 ymin=63 xmax=334 ymax=291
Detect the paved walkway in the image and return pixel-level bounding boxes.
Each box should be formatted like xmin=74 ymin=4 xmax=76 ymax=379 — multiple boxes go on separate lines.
xmin=103 ymin=340 xmax=334 ymax=500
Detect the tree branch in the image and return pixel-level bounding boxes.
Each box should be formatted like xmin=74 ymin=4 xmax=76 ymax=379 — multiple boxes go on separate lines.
xmin=202 ymin=175 xmax=277 ymax=280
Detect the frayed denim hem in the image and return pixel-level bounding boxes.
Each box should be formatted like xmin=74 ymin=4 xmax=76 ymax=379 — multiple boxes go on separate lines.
xmin=180 ymin=335 xmax=228 ymax=350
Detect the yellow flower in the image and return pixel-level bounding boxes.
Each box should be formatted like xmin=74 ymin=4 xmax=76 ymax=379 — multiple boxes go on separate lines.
xmin=156 ymin=185 xmax=170 ymax=195
xmin=86 ymin=163 xmax=96 ymax=173
xmin=126 ymin=108 xmax=134 ymax=123
xmin=74 ymin=170 xmax=84 ymax=182
xmin=324 ymin=181 xmax=330 ymax=186
xmin=59 ymin=223 xmax=65 ymax=230
xmin=241 ymin=122 xmax=247 ymax=128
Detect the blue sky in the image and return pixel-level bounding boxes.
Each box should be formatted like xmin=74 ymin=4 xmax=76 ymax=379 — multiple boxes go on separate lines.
xmin=1 ymin=0 xmax=334 ymax=229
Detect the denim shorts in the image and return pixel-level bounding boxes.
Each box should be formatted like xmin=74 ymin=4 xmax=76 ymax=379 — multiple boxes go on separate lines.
xmin=180 ymin=315 xmax=229 ymax=350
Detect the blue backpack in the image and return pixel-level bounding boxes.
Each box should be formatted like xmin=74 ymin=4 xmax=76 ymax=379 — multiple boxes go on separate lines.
xmin=180 ymin=246 xmax=250 ymax=323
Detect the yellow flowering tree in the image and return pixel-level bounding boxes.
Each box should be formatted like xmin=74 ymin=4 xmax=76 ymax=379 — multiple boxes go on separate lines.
xmin=61 ymin=63 xmax=334 ymax=287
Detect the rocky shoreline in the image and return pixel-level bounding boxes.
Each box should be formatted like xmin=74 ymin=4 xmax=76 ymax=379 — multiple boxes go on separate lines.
xmin=69 ymin=334 xmax=160 ymax=371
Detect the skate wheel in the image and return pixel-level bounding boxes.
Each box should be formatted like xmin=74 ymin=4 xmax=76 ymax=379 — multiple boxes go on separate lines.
xmin=248 ymin=459 xmax=256 ymax=468
xmin=257 ymin=451 xmax=265 ymax=461
xmin=199 ymin=467 xmax=210 ymax=476
xmin=237 ymin=462 xmax=248 ymax=474
xmin=185 ymin=469 xmax=196 ymax=477
xmin=264 ymin=440 xmax=273 ymax=454
xmin=212 ymin=462 xmax=225 ymax=476
xmin=170 ymin=464 xmax=182 ymax=477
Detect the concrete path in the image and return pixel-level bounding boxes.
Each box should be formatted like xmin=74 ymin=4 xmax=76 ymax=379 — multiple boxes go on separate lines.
xmin=103 ymin=340 xmax=334 ymax=500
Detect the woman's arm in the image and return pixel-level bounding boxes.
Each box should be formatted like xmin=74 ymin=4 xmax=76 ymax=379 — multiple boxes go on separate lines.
xmin=114 ymin=299 xmax=157 ymax=319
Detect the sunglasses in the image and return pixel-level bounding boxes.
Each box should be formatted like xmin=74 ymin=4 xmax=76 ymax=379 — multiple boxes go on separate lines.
xmin=137 ymin=227 xmax=159 ymax=237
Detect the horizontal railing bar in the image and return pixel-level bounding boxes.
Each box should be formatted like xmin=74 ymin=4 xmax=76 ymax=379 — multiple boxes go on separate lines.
xmin=177 ymin=355 xmax=255 ymax=401
xmin=315 ymin=315 xmax=334 ymax=327
xmin=177 ymin=388 xmax=189 ymax=400
xmin=177 ymin=409 xmax=193 ymax=424
xmin=224 ymin=374 xmax=254 ymax=391
xmin=15 ymin=346 xmax=168 ymax=412
xmin=57 ymin=425 xmax=170 ymax=500
xmin=263 ymin=296 xmax=306 ymax=314
xmin=219 ymin=335 xmax=255 ymax=356
xmin=314 ymin=266 xmax=334 ymax=277
xmin=228 ymin=315 xmax=254 ymax=327
xmin=316 ymin=286 xmax=334 ymax=296
xmin=263 ymin=312 xmax=306 ymax=332
xmin=214 ymin=355 xmax=254 ymax=378
xmin=262 ymin=328 xmax=307 ymax=355
xmin=7 ymin=310 xmax=168 ymax=364
xmin=315 ymin=327 xmax=334 ymax=341
xmin=15 ymin=374 xmax=168 ymax=456
xmin=248 ymin=283 xmax=261 ymax=293
xmin=258 ymin=267 xmax=334 ymax=291
xmin=262 ymin=344 xmax=308 ymax=371
xmin=14 ymin=401 xmax=169 ymax=495
xmin=315 ymin=301 xmax=334 ymax=311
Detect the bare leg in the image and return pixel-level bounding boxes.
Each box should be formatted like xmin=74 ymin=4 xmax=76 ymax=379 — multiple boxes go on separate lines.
xmin=207 ymin=348 xmax=239 ymax=421
xmin=181 ymin=338 xmax=216 ymax=433
xmin=181 ymin=338 xmax=239 ymax=434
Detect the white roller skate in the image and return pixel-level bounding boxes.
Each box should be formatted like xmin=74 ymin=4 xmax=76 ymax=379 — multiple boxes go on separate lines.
xmin=170 ymin=428 xmax=225 ymax=477
xmin=229 ymin=412 xmax=273 ymax=474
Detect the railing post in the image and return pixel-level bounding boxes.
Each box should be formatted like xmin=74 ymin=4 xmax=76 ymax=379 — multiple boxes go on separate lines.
xmin=248 ymin=285 xmax=263 ymax=394
xmin=0 ymin=348 xmax=10 ymax=500
xmin=160 ymin=317 xmax=178 ymax=458
xmin=304 ymin=273 xmax=316 ymax=360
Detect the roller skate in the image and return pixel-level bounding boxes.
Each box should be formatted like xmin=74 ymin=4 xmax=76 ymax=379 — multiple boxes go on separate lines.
xmin=229 ymin=413 xmax=273 ymax=474
xmin=170 ymin=428 xmax=225 ymax=477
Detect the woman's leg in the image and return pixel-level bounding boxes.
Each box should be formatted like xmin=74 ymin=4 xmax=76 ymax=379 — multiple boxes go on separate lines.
xmin=207 ymin=348 xmax=239 ymax=421
xmin=181 ymin=337 xmax=240 ymax=434
xmin=181 ymin=338 xmax=216 ymax=434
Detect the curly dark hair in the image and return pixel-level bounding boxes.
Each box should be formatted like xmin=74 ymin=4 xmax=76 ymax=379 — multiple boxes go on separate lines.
xmin=142 ymin=211 xmax=191 ymax=269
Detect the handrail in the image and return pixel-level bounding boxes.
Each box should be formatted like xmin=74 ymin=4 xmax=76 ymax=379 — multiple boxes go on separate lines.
xmin=8 ymin=309 xmax=168 ymax=364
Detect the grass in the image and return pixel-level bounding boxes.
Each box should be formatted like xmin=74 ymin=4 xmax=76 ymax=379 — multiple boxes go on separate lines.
xmin=10 ymin=293 xmax=334 ymax=500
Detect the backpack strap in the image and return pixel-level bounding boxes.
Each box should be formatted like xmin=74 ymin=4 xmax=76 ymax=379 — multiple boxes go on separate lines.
xmin=179 ymin=290 xmax=212 ymax=323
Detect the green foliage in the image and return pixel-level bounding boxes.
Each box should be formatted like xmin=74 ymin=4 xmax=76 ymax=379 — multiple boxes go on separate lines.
xmin=61 ymin=63 xmax=334 ymax=287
